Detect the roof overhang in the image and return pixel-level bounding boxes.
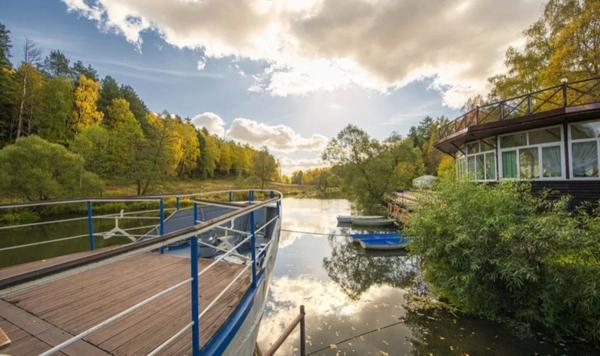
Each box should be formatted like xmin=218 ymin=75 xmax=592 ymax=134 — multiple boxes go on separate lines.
xmin=435 ymin=103 xmax=600 ymax=155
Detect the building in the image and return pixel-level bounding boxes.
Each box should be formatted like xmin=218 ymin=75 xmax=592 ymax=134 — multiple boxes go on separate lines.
xmin=435 ymin=77 xmax=600 ymax=205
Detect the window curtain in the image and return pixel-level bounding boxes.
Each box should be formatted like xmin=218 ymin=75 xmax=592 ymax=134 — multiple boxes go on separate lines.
xmin=502 ymin=151 xmax=517 ymax=178
xmin=519 ymin=148 xmax=539 ymax=179
xmin=572 ymin=141 xmax=599 ymax=177
xmin=542 ymin=146 xmax=562 ymax=177
xmin=485 ymin=153 xmax=496 ymax=180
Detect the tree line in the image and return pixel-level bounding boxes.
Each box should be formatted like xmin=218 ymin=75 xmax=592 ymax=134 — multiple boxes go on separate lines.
xmin=0 ymin=24 xmax=279 ymax=201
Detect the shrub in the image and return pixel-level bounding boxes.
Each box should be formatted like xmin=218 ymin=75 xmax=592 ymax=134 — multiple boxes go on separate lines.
xmin=0 ymin=135 xmax=102 ymax=201
xmin=406 ymin=180 xmax=600 ymax=343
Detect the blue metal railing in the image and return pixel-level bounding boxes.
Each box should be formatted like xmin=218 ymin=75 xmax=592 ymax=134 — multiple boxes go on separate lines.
xmin=0 ymin=189 xmax=283 ymax=356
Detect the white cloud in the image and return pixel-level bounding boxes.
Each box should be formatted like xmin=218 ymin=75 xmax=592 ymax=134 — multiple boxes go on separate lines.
xmin=278 ymin=156 xmax=325 ymax=174
xmin=63 ymin=0 xmax=545 ymax=108
xmin=196 ymin=57 xmax=206 ymax=71
xmin=227 ymin=118 xmax=328 ymax=153
xmin=191 ymin=112 xmax=226 ymax=137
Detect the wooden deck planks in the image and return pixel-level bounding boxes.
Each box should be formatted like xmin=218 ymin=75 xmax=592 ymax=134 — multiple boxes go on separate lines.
xmin=0 ymin=252 xmax=251 ymax=355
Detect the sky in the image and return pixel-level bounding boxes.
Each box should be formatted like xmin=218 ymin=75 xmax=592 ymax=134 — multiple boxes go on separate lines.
xmin=0 ymin=0 xmax=545 ymax=173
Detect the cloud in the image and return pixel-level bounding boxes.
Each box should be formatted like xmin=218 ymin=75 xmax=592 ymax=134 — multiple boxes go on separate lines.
xmin=63 ymin=0 xmax=545 ymax=108
xmin=278 ymin=156 xmax=325 ymax=174
xmin=227 ymin=118 xmax=328 ymax=152
xmin=191 ymin=112 xmax=226 ymax=137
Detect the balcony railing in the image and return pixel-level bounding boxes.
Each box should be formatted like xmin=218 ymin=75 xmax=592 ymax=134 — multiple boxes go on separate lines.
xmin=438 ymin=77 xmax=600 ymax=141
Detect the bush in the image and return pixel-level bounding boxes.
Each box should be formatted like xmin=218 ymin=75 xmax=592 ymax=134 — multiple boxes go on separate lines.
xmin=406 ymin=180 xmax=600 ymax=343
xmin=0 ymin=135 xmax=102 ymax=201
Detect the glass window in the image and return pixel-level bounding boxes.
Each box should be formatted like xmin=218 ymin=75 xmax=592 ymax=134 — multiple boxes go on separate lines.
xmin=467 ymin=156 xmax=476 ymax=178
xmin=485 ymin=152 xmax=496 ymax=180
xmin=529 ymin=127 xmax=561 ymax=144
xmin=519 ymin=148 xmax=539 ymax=179
xmin=480 ymin=138 xmax=495 ymax=152
xmin=571 ymin=122 xmax=600 ymax=140
xmin=467 ymin=142 xmax=479 ymax=154
xmin=476 ymin=155 xmax=485 ymax=180
xmin=572 ymin=141 xmax=599 ymax=177
xmin=500 ymin=133 xmax=527 ymax=148
xmin=542 ymin=146 xmax=562 ymax=177
xmin=502 ymin=151 xmax=517 ymax=178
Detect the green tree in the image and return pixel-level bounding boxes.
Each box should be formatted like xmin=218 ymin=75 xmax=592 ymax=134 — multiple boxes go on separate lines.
xmin=218 ymin=142 xmax=233 ymax=175
xmin=489 ymin=0 xmax=600 ymax=99
xmin=0 ymin=135 xmax=101 ymax=201
xmin=120 ymin=85 xmax=148 ymax=130
xmin=323 ymin=125 xmax=423 ymax=212
xmin=175 ymin=121 xmax=200 ymax=177
xmin=42 ymin=50 xmax=72 ymax=77
xmin=252 ymin=147 xmax=278 ymax=188
xmin=71 ymin=124 xmax=110 ymax=176
xmin=104 ymin=97 xmax=134 ymax=128
xmin=197 ymin=129 xmax=220 ymax=178
xmin=34 ymin=76 xmax=75 ymax=144
xmin=15 ymin=39 xmax=42 ymax=139
xmin=71 ymin=60 xmax=97 ymax=81
xmin=73 ymin=74 xmax=103 ymax=132
xmin=0 ymin=23 xmax=15 ymax=145
xmin=98 ymin=76 xmax=122 ymax=116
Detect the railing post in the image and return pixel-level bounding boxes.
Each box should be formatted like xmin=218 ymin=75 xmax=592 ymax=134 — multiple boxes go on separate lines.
xmin=475 ymin=106 xmax=479 ymax=125
xmin=228 ymin=191 xmax=233 ymax=202
xmin=499 ymin=102 xmax=504 ymax=120
xmin=527 ymin=94 xmax=532 ymax=114
xmin=176 ymin=196 xmax=180 ymax=211
xmin=86 ymin=201 xmax=95 ymax=251
xmin=190 ymin=235 xmax=200 ymax=356
xmin=159 ymin=199 xmax=165 ymax=236
xmin=159 ymin=199 xmax=165 ymax=254
xmin=193 ymin=202 xmax=199 ymax=224
xmin=562 ymin=79 xmax=568 ymax=107
xmin=250 ymin=209 xmax=257 ymax=288
xmin=249 ymin=190 xmax=254 ymax=203
xmin=300 ymin=305 xmax=306 ymax=356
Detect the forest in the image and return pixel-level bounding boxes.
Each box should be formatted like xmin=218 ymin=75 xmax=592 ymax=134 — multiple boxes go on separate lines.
xmin=0 ymin=23 xmax=279 ymax=202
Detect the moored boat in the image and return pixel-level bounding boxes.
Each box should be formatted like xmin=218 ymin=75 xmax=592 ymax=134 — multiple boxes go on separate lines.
xmin=351 ymin=232 xmax=408 ymax=250
xmin=337 ymin=215 xmax=395 ymax=226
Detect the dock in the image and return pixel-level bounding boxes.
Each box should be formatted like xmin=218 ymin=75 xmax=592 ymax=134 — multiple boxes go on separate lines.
xmin=0 ymin=252 xmax=249 ymax=355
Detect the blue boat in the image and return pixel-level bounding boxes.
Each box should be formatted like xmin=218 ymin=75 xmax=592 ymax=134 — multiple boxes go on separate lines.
xmin=351 ymin=232 xmax=408 ymax=250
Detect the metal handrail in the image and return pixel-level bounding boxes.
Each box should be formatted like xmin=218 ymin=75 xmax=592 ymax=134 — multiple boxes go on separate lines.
xmin=22 ymin=189 xmax=283 ymax=356
xmin=438 ymin=76 xmax=600 ymax=141
xmin=264 ymin=305 xmax=306 ymax=356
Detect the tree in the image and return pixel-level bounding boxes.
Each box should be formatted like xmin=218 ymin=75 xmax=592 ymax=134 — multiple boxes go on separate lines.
xmin=489 ymin=0 xmax=600 ymax=99
xmin=42 ymin=50 xmax=71 ymax=77
xmin=98 ymin=76 xmax=122 ymax=115
xmin=0 ymin=135 xmax=101 ymax=201
xmin=71 ymin=60 xmax=97 ymax=81
xmin=72 ymin=74 xmax=103 ymax=132
xmin=197 ymin=129 xmax=220 ymax=178
xmin=0 ymin=23 xmax=15 ymax=146
xmin=34 ymin=76 xmax=75 ymax=144
xmin=71 ymin=124 xmax=111 ymax=176
xmin=323 ymin=125 xmax=423 ymax=212
xmin=105 ymin=98 xmax=145 ymax=180
xmin=0 ymin=23 xmax=11 ymax=67
xmin=120 ymin=85 xmax=148 ymax=130
xmin=15 ymin=39 xmax=41 ymax=139
xmin=218 ymin=142 xmax=233 ymax=175
xmin=252 ymin=147 xmax=278 ymax=188
xmin=174 ymin=121 xmax=200 ymax=177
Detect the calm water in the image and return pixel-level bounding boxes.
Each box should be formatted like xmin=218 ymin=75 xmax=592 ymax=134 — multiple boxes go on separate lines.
xmin=257 ymin=198 xmax=594 ymax=355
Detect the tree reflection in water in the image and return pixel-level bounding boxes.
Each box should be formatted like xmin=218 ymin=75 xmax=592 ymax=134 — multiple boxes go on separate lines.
xmin=322 ymin=233 xmax=419 ymax=300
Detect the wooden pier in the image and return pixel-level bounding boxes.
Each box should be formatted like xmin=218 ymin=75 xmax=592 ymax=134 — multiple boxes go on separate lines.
xmin=0 ymin=251 xmax=250 ymax=355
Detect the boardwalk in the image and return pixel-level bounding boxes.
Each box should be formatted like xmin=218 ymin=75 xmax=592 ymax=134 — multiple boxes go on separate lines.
xmin=0 ymin=252 xmax=250 ymax=355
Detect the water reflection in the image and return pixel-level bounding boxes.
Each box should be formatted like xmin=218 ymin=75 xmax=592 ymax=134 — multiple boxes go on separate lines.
xmin=323 ymin=236 xmax=417 ymax=300
xmin=258 ymin=198 xmax=594 ymax=355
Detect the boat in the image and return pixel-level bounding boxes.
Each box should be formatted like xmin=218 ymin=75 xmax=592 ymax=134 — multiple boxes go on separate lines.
xmin=351 ymin=232 xmax=408 ymax=250
xmin=0 ymin=189 xmax=282 ymax=356
xmin=337 ymin=215 xmax=395 ymax=226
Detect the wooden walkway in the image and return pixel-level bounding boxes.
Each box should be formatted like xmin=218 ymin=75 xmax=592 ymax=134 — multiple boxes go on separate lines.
xmin=0 ymin=252 xmax=250 ymax=355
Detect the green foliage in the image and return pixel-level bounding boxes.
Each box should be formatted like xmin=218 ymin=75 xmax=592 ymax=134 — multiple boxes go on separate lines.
xmin=406 ymin=181 xmax=600 ymax=343
xmin=0 ymin=23 xmax=11 ymax=67
xmin=98 ymin=76 xmax=122 ymax=116
xmin=34 ymin=76 xmax=74 ymax=144
xmin=197 ymin=129 xmax=220 ymax=178
xmin=0 ymin=135 xmax=101 ymax=201
xmin=323 ymin=124 xmax=423 ymax=212
xmin=252 ymin=147 xmax=278 ymax=188
xmin=42 ymin=50 xmax=72 ymax=78
xmin=489 ymin=0 xmax=600 ymax=99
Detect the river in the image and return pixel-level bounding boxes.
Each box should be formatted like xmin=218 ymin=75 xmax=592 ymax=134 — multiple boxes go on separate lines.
xmin=257 ymin=198 xmax=592 ymax=355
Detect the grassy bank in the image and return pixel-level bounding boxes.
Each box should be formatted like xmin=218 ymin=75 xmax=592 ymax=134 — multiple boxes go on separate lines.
xmin=103 ymin=178 xmax=341 ymax=199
